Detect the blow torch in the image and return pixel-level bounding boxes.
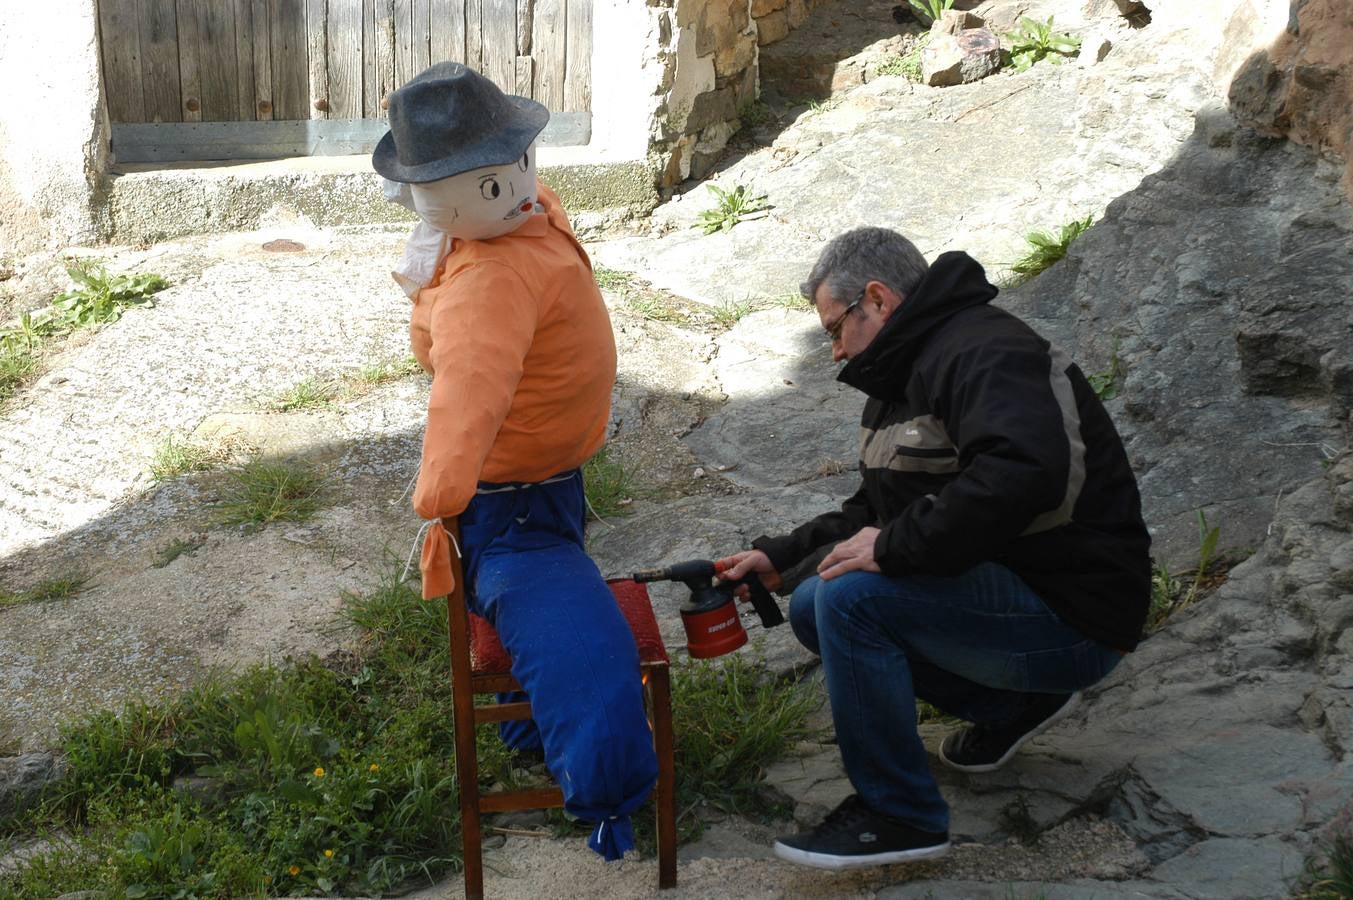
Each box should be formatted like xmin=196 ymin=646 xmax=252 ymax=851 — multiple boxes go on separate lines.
xmin=632 ymin=559 xmax=785 ymax=659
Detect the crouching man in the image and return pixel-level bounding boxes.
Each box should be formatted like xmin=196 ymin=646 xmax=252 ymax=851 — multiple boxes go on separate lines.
xmin=720 ymin=227 xmax=1151 ymax=869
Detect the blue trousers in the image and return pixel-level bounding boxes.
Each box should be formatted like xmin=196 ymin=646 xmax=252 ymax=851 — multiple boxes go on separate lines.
xmin=459 ymin=471 xmax=657 ymax=855
xmin=789 ymin=563 xmax=1121 ymax=833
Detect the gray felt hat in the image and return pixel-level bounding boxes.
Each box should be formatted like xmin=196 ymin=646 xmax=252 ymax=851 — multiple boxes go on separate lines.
xmin=372 ymin=62 xmax=549 ymax=184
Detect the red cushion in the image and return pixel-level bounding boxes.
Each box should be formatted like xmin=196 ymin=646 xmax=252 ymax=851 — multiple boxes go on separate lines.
xmin=468 ymin=578 xmax=670 ymax=675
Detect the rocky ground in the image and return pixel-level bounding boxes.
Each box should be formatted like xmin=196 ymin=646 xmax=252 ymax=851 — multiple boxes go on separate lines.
xmin=3 ymin=0 xmax=1352 ymax=897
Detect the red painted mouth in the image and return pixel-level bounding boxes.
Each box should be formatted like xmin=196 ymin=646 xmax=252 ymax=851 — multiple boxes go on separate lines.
xmin=520 ymin=201 xmax=533 ymax=213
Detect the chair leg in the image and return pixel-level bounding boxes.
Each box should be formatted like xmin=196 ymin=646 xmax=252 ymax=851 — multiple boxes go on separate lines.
xmin=647 ymin=664 xmax=678 ymax=889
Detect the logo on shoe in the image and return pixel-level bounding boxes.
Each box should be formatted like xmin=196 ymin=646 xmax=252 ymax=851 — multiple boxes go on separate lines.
xmin=858 ymin=832 xmax=877 ymax=843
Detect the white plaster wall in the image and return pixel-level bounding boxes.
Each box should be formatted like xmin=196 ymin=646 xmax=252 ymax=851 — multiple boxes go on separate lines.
xmin=546 ymin=0 xmax=670 ymax=166
xmin=0 ymin=0 xmax=108 ymax=256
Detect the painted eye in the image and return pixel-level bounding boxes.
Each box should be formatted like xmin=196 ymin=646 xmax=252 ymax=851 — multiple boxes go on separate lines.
xmin=517 ymin=152 xmax=529 ymax=172
xmin=480 ymin=179 xmax=501 ymax=200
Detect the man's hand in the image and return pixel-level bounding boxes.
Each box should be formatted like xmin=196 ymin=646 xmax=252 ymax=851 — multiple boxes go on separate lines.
xmin=817 ymin=527 xmax=882 ymax=580
xmin=715 ymin=550 xmax=782 ymax=595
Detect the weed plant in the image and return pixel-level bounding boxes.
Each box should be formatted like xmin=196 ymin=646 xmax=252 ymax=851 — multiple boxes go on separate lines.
xmin=0 ymin=261 xmax=167 ymax=406
xmin=907 ymin=0 xmax=954 ymax=21
xmin=54 ymin=260 xmax=168 ymax=328
xmin=1008 ymin=215 xmax=1094 ymax=284
xmin=1 ymin=568 xmax=814 ymax=897
xmin=694 ymin=184 xmax=770 ymax=235
xmin=1005 ymin=16 xmax=1082 ymax=72
xmin=215 ymin=460 xmax=324 ymax=527
xmin=582 ymin=447 xmax=635 ymax=518
xmin=1087 ymin=341 xmax=1125 ymax=402
xmin=592 ymin=266 xmax=634 ymax=292
xmin=0 ymin=574 xmax=88 ymax=610
xmin=1144 ymin=510 xmax=1227 ymax=634
xmin=768 ymin=292 xmax=811 ymax=311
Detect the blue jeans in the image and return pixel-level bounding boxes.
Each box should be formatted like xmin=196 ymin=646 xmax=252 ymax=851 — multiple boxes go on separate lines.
xmin=789 ymin=563 xmax=1121 ymax=833
xmin=460 ymin=470 xmax=658 ymax=838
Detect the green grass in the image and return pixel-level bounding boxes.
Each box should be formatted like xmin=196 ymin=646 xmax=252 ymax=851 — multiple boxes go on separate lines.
xmin=1145 ymin=510 xmax=1228 ymax=634
xmin=1008 ymin=215 xmax=1094 ymax=285
xmin=0 ymin=341 xmax=39 ymax=403
xmin=670 ymin=653 xmax=817 ymax=825
xmin=1005 ymin=15 xmax=1081 ymax=72
xmin=582 ymin=447 xmax=636 ymax=518
xmin=593 ymin=266 xmax=635 ymax=292
xmin=356 ymin=355 xmax=422 ymax=386
xmin=149 ymin=433 xmax=224 ymax=481
xmin=214 ymin=460 xmax=324 ymax=527
xmin=153 ymin=536 xmax=207 ymax=569
xmin=712 ymin=298 xmax=754 ymax=328
xmin=268 ymin=377 xmax=340 ymax=412
xmin=767 ymin=292 xmax=811 ymax=311
xmin=1297 ymin=832 xmax=1353 ymax=898
xmin=0 ymin=567 xmax=814 ymax=897
xmin=0 ymin=574 xmax=89 ymax=610
xmin=877 ymin=33 xmax=930 ymax=81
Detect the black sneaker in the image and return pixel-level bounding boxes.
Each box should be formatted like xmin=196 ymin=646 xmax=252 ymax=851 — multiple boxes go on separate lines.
xmin=938 ymin=691 xmax=1081 ymax=773
xmin=772 ymin=795 xmax=950 ymax=870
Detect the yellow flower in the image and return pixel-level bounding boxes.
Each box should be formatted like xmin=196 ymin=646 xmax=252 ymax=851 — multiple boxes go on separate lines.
xmin=313 ymin=766 xmax=325 ymax=778
xmin=368 ymin=763 xmax=380 ymax=772
xmin=324 ymin=849 xmax=334 ymax=859
xmin=288 ymin=864 xmax=300 ymax=876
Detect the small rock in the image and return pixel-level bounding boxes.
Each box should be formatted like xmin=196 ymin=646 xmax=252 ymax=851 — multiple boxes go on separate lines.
xmin=0 ymin=753 xmax=66 ymax=818
xmin=262 ymin=238 xmax=306 ymax=252
xmin=922 ymin=28 xmax=1003 ymax=86
xmin=694 ymin=467 xmax=706 ymax=478
xmin=931 ymin=8 xmax=986 ymax=36
xmin=1078 ymin=31 xmax=1114 ymax=66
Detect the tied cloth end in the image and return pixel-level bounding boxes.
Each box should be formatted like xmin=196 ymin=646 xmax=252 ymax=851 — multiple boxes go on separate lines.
xmin=414 ymin=520 xmax=458 ymax=600
xmin=587 ymin=816 xmax=636 ymax=862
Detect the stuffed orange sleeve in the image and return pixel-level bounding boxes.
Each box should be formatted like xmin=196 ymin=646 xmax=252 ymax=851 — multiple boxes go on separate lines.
xmin=414 ymin=260 xmax=538 ymax=597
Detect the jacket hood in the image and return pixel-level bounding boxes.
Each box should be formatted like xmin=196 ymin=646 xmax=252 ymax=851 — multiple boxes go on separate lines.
xmin=839 ymin=250 xmax=998 ymax=399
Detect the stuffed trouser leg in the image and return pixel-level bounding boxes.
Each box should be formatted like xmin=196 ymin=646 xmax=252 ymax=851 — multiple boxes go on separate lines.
xmin=460 ymin=471 xmax=658 ymax=859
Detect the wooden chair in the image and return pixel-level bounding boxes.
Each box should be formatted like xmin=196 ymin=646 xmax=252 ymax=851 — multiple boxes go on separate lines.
xmin=443 ymin=519 xmax=677 ymax=899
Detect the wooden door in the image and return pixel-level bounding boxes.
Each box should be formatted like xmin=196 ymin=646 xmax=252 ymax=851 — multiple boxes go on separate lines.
xmin=97 ymin=0 xmax=592 ymax=162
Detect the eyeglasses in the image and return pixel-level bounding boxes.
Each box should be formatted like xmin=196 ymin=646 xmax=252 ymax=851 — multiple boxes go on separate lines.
xmin=823 ymin=290 xmax=864 ymax=343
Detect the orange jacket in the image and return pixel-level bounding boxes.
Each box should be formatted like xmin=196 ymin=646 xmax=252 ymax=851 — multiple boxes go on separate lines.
xmin=409 ymin=183 xmax=616 ymax=597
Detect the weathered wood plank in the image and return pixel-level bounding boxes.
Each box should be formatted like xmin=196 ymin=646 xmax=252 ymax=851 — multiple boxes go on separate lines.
xmin=563 ymin=0 xmax=590 ymax=112
xmin=270 ymin=0 xmax=309 ymax=120
xmin=233 ymin=0 xmax=258 ymax=119
xmin=139 ymin=0 xmax=182 ymax=122
xmin=365 ymin=0 xmax=396 ymax=117
xmin=530 ymin=0 xmax=563 ymax=108
xmin=481 ymin=0 xmax=516 ymax=93
xmin=307 ymin=0 xmax=329 ymax=117
xmin=430 ymin=0 xmax=465 ymax=64
xmin=99 ymin=0 xmax=145 ymax=123
xmin=326 ymin=0 xmax=362 ymax=118
xmin=198 ymin=1 xmax=241 ymax=120
xmin=393 ymin=0 xmax=414 ymax=87
xmin=110 ymin=112 xmax=589 ymax=162
xmin=252 ymin=0 xmax=274 ymax=119
xmin=515 ymin=55 xmax=532 ymax=96
xmin=516 ymin=0 xmax=531 ymax=55
xmin=177 ymin=0 xmax=204 ymax=121
xmin=465 ymin=0 xmax=483 ymax=72
xmin=412 ymin=0 xmax=432 ymax=77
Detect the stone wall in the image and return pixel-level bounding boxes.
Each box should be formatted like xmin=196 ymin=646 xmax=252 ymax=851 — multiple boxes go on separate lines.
xmin=647 ymin=0 xmax=828 ymax=188
xmin=1226 ymin=0 xmax=1353 ymax=203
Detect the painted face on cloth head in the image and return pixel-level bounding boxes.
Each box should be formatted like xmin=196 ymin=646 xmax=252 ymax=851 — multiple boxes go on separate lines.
xmin=410 ymin=144 xmax=538 ymax=241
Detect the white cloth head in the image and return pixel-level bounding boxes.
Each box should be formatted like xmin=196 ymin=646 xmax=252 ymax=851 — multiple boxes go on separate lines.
xmin=384 ymin=145 xmax=539 ymax=298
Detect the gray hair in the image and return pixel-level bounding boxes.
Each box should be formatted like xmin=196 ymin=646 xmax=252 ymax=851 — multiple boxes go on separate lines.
xmin=800 ymin=227 xmax=929 ymax=306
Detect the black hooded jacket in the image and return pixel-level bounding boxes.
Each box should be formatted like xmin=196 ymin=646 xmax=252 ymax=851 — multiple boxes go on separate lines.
xmin=753 ymin=251 xmax=1152 ymax=651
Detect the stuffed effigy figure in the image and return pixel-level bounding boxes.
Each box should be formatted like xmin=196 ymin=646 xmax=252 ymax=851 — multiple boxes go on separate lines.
xmin=373 ymin=62 xmax=657 ymax=861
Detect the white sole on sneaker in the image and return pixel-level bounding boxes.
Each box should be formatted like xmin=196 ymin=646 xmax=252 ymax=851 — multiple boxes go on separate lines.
xmin=772 ymin=839 xmax=950 ymax=870
xmin=938 ymin=691 xmax=1082 ymax=773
